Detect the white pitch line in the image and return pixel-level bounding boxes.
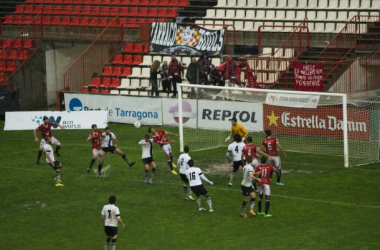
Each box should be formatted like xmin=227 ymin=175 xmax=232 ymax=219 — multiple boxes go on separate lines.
xmin=0 ymin=165 xmax=379 ymax=209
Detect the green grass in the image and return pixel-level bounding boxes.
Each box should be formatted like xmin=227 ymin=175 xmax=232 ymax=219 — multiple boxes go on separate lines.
xmin=1 ymin=121 xmax=380 ymax=250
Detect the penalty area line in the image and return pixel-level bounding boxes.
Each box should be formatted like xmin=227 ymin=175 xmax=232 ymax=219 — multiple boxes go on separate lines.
xmin=0 ymin=165 xmax=379 ymax=209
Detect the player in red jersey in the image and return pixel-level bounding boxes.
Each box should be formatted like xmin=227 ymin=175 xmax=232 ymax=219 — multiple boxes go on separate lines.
xmin=86 ymin=124 xmax=105 ymax=173
xmin=33 ymin=116 xmax=65 ymax=164
xmin=255 ymin=157 xmax=277 ymax=217
xmin=148 ymin=127 xmax=179 ymax=176
xmin=262 ymin=130 xmax=286 ymax=186
xmin=241 ymin=136 xmax=271 ymax=167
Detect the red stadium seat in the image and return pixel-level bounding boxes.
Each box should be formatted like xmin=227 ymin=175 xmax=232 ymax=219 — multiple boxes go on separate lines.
xmin=80 ymin=88 xmax=89 ymax=93
xmin=25 ymin=0 xmax=34 ymax=3
xmin=33 ymin=5 xmax=42 ymax=14
xmin=21 ymin=16 xmax=32 ymax=25
xmin=89 ymin=17 xmax=99 ymax=27
xmin=52 ymin=6 xmax=63 ymax=15
xmin=100 ymin=89 xmax=110 ymax=94
xmin=111 ymin=0 xmax=121 ymax=5
xmin=139 ymin=0 xmax=150 ymax=5
xmin=43 ymin=6 xmax=53 ymax=15
xmin=91 ymin=89 xmax=100 ymax=94
xmin=99 ymin=18 xmax=109 ymax=27
xmin=123 ymin=43 xmax=134 ymax=53
xmin=13 ymin=16 xmax=23 ymax=25
xmin=126 ymin=19 xmax=137 ymax=28
xmin=5 ymin=62 xmax=17 ymax=72
xmin=0 ymin=61 xmax=5 ymax=71
xmin=81 ymin=6 xmax=91 ymax=16
xmin=112 ymin=54 xmax=123 ymax=64
xmin=72 ymin=6 xmax=81 ymax=15
xmin=129 ymin=8 xmax=138 ymax=17
xmin=3 ymin=39 xmax=12 ymax=48
xmin=120 ymin=67 xmax=132 ymax=76
xmin=8 ymin=50 xmax=18 ymax=60
xmin=178 ymin=0 xmax=188 ymax=6
xmin=71 ymin=17 xmax=80 ymax=26
xmin=61 ymin=16 xmax=71 ymax=26
xmin=51 ymin=16 xmax=61 ymax=26
xmin=119 ymin=7 xmax=129 ymax=16
xmin=101 ymin=6 xmax=110 ymax=16
xmin=3 ymin=15 xmax=13 ymax=25
xmin=119 ymin=19 xmax=127 ymax=28
xmin=138 ymin=8 xmax=148 ymax=17
xmin=72 ymin=0 xmax=81 ymax=3
xmin=0 ymin=51 xmax=7 ymax=59
xmin=35 ymin=0 xmax=43 ymax=3
xmin=110 ymin=7 xmax=119 ymax=15
xmin=23 ymin=40 xmax=33 ymax=49
xmin=109 ymin=19 xmax=119 ymax=28
xmin=143 ymin=43 xmax=149 ymax=53
xmin=62 ymin=6 xmax=72 ymax=15
xmin=14 ymin=5 xmax=24 ymax=14
xmin=102 ymin=66 xmax=113 ymax=76
xmin=83 ymin=0 xmax=92 ymax=4
xmin=150 ymin=0 xmax=158 ymax=5
xmin=132 ymin=43 xmax=143 ymax=53
xmin=24 ymin=5 xmax=34 ymax=14
xmin=147 ymin=8 xmax=158 ymax=17
xmin=122 ymin=55 xmax=133 ymax=64
xmin=131 ymin=55 xmax=142 ymax=65
xmin=121 ymin=0 xmax=131 ymax=4
xmin=158 ymin=0 xmax=169 ymax=6
xmin=90 ymin=77 xmax=101 ymax=87
xmin=12 ymin=39 xmax=22 ymax=49
xmin=130 ymin=0 xmax=139 ymax=5
xmin=101 ymin=0 xmax=113 ymax=5
xmin=78 ymin=17 xmax=89 ymax=27
xmin=64 ymin=0 xmax=74 ymax=3
xmin=110 ymin=78 xmax=121 ymax=88
xmin=93 ymin=0 xmax=102 ymax=4
xmin=168 ymin=9 xmax=177 ymax=17
xmin=111 ymin=66 xmax=122 ymax=76
xmin=168 ymin=0 xmax=178 ymax=6
xmin=18 ymin=50 xmax=29 ymax=60
xmin=102 ymin=77 xmax=112 ymax=87
xmin=0 ymin=73 xmax=5 ymax=83
xmin=42 ymin=16 xmax=51 ymax=25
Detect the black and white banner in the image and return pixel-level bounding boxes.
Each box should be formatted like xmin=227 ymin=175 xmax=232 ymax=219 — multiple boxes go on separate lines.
xmin=149 ymin=22 xmax=225 ymax=56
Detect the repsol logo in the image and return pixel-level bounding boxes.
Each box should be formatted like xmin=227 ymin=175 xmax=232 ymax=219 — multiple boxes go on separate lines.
xmin=202 ymin=109 xmax=258 ymax=123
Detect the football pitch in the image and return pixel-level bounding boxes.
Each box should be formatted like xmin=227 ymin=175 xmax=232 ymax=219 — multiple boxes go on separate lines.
xmin=0 ymin=122 xmax=380 ymax=250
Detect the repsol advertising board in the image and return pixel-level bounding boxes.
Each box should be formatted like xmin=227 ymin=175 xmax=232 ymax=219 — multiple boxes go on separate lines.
xmin=263 ymin=104 xmax=370 ymax=140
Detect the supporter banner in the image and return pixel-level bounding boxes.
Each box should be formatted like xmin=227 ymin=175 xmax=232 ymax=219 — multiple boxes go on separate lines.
xmin=198 ymin=100 xmax=263 ymax=131
xmin=162 ymin=99 xmax=197 ymax=128
xmin=294 ymin=63 xmax=324 ymax=91
xmin=4 ymin=111 xmax=108 ymax=131
xmin=265 ymin=93 xmax=320 ymax=109
xmin=149 ymin=22 xmax=225 ymax=56
xmin=64 ymin=93 xmax=162 ymax=125
xmin=263 ymin=105 xmax=370 ymax=140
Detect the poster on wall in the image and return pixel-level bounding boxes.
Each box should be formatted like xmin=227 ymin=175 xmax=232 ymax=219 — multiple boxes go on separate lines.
xmin=149 ymin=22 xmax=226 ymax=56
xmin=294 ymin=63 xmax=324 ymax=91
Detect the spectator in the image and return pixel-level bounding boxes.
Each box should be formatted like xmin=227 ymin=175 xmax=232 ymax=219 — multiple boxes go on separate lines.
xmin=159 ymin=61 xmax=171 ymax=94
xmin=186 ymin=58 xmax=201 ymax=95
xmin=150 ymin=60 xmax=160 ymax=97
xmin=168 ymin=53 xmax=184 ymax=98
xmin=198 ymin=53 xmax=211 ymax=85
xmin=210 ymin=64 xmax=224 ymax=86
xmin=219 ymin=55 xmax=241 ymax=86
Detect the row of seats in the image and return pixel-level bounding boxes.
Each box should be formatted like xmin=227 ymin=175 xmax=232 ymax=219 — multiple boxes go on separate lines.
xmin=216 ymin=0 xmax=380 ymax=9
xmin=122 ymin=43 xmax=149 ymax=53
xmin=0 ymin=50 xmax=30 ymax=61
xmin=24 ymin=0 xmax=188 ymax=6
xmin=14 ymin=5 xmax=178 ymax=17
xmin=3 ymin=15 xmax=164 ymax=27
xmin=112 ymin=54 xmax=143 ymax=65
xmin=0 ymin=61 xmax=18 ymax=72
xmin=0 ymin=39 xmax=34 ymax=49
xmin=101 ymin=66 xmax=132 ymax=77
xmin=196 ymin=19 xmax=347 ymax=33
xmin=204 ymin=9 xmax=375 ymax=21
xmin=89 ymin=77 xmax=121 ymax=88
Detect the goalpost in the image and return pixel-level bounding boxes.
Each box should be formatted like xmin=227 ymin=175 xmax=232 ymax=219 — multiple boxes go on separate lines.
xmin=177 ymin=84 xmax=380 ymax=168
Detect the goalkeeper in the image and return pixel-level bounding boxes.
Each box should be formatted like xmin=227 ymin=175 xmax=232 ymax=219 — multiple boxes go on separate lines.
xmin=225 ymin=117 xmax=248 ymax=143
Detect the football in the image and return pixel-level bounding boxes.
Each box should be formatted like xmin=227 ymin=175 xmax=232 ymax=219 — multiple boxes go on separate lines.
xmin=134 ymin=121 xmax=141 ymax=128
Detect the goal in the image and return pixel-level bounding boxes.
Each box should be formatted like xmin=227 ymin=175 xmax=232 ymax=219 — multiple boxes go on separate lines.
xmin=177 ymin=84 xmax=380 ymax=167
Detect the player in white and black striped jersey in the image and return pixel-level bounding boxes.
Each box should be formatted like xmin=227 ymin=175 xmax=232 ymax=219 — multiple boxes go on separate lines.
xmin=177 ymin=145 xmax=195 ymax=201
xmin=138 ymin=134 xmax=156 ymax=185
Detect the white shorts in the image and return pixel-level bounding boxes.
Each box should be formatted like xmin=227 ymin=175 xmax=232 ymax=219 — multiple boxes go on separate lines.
xmin=268 ymin=156 xmax=281 ymax=168
xmin=162 ymin=144 xmax=172 ymax=155
xmin=258 ymin=184 xmax=271 ymax=196
xmin=92 ymin=149 xmax=104 ymax=158
xmin=40 ymin=137 xmax=60 ymax=147
xmin=252 ymin=159 xmax=259 ymax=168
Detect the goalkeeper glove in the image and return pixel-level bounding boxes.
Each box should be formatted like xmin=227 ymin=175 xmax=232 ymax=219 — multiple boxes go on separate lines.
xmin=225 ymin=136 xmax=230 ymax=142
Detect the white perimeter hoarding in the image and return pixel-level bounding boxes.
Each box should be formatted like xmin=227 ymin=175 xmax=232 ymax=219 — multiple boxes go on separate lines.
xmin=265 ymin=92 xmax=320 ymax=109
xmin=197 ymin=100 xmax=263 ymax=131
xmin=4 ymin=111 xmax=108 ymax=131
xmin=64 ymin=93 xmax=162 ymax=125
xmin=162 ymin=99 xmax=197 ymax=128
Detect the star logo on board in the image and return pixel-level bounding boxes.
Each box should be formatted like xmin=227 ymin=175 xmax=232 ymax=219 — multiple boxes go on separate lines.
xmin=267 ymin=111 xmax=279 ymax=127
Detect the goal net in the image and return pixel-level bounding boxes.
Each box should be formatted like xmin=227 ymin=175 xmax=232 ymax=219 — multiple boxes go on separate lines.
xmin=177 ymin=84 xmax=380 ymax=167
